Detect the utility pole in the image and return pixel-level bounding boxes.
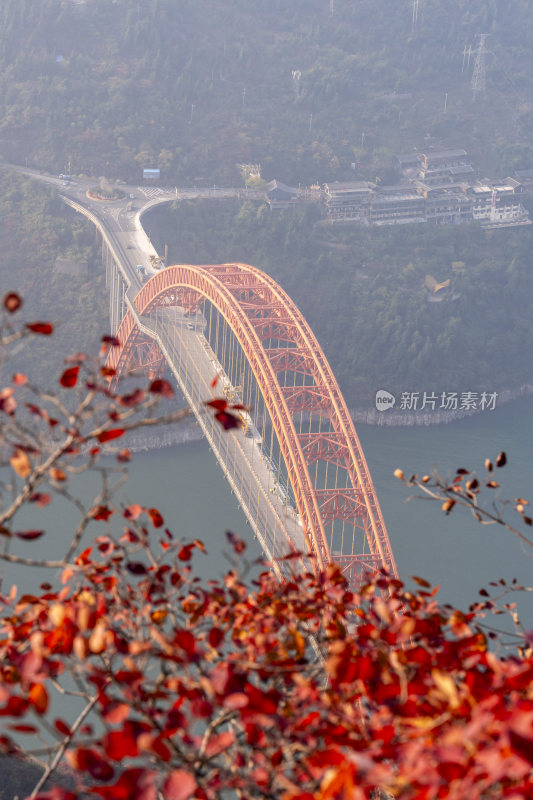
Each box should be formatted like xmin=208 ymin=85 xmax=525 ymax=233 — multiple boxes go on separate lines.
xmin=443 ymin=92 xmax=448 ymax=113
xmin=471 ymin=34 xmax=488 ymax=102
xmin=189 ymin=103 xmax=194 ymax=123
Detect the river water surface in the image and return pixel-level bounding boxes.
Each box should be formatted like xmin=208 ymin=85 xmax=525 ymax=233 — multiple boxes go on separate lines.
xmin=118 ymin=396 xmax=533 ymax=613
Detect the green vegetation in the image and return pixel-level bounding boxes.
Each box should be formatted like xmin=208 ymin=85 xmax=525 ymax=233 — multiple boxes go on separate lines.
xmin=148 ymin=199 xmax=533 ymax=406
xmin=1 ymin=1 xmax=533 ymax=184
xmin=0 ymin=1 xmax=531 ymax=409
xmin=0 ymin=171 xmax=107 ymax=383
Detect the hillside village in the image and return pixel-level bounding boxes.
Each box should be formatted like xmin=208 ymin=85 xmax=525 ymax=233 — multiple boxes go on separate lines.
xmin=265 ymin=149 xmax=531 ymax=229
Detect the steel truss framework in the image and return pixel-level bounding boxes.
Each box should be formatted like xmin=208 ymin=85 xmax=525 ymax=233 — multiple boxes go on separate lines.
xmin=107 ymin=263 xmax=398 ymax=583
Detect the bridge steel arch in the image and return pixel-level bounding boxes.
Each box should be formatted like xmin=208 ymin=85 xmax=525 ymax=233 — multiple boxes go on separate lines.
xmin=107 ymin=263 xmax=398 ymax=583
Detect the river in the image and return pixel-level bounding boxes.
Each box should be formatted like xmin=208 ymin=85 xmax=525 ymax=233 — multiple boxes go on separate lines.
xmin=8 ymin=396 xmax=531 ymax=614
xmin=115 ymin=395 xmax=533 ymax=614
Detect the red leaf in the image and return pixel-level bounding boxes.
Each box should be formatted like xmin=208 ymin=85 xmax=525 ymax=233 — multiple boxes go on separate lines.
xmin=222 ymin=692 xmax=249 ymax=710
xmin=29 ymin=684 xmax=48 ymax=714
xmin=116 ymin=449 xmax=132 ymax=463
xmin=124 ymin=504 xmax=143 ymax=520
xmin=2 ymin=696 xmax=28 ymax=717
xmin=178 ymin=544 xmax=194 ymax=561
xmin=208 ymin=628 xmax=224 ymax=648
xmin=9 ymin=724 xmax=38 ymax=734
xmin=174 ymin=630 xmax=196 ymax=655
xmin=55 ymin=718 xmax=71 ymax=737
xmin=205 ymin=731 xmax=234 ymax=758
xmin=29 ymin=493 xmax=52 ymax=508
xmin=90 ymin=505 xmax=114 ymax=521
xmin=3 ymin=292 xmax=22 ymax=313
xmin=226 ymin=530 xmax=246 ymax=553
xmin=15 ymin=530 xmax=45 ymax=540
xmin=205 ymin=398 xmax=227 ymax=411
xmin=244 ymin=684 xmax=280 ymax=714
xmin=162 ymin=770 xmax=198 ymax=800
xmin=26 ymin=322 xmax=53 ymax=335
xmin=149 ymin=379 xmax=173 ymax=397
xmin=12 ymin=373 xmax=27 ymax=385
xmin=59 ymin=366 xmax=80 ymax=388
xmin=103 ymin=730 xmax=139 ymax=761
xmin=148 ymin=508 xmax=164 ymax=528
xmin=210 ymin=376 xmax=219 ymax=388
xmin=75 ymin=547 xmax=93 ymax=565
xmin=97 ymin=428 xmax=125 ymax=443
xmin=103 ymin=703 xmax=130 ymax=726
xmin=119 ymin=389 xmax=145 ymax=407
xmin=91 ymin=768 xmax=155 ymax=800
xmin=215 ymin=410 xmax=241 ymax=430
xmin=126 ymin=562 xmax=148 ymax=575
xmin=509 ymin=730 xmax=533 ymax=765
xmin=101 ymin=335 xmax=121 ymax=347
xmin=67 ymin=747 xmax=115 ymax=781
xmin=412 ymin=576 xmax=431 ymax=588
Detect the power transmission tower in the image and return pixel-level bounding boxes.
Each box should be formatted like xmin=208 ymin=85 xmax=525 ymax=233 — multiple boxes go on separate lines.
xmin=461 ymin=45 xmax=473 ymax=72
xmin=471 ymin=34 xmax=488 ymax=102
xmin=412 ymin=0 xmax=419 ymax=31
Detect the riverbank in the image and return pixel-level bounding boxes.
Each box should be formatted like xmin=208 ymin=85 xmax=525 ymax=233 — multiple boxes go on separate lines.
xmin=352 ymin=382 xmax=533 ymax=426
xmin=112 ymin=382 xmax=533 ymax=458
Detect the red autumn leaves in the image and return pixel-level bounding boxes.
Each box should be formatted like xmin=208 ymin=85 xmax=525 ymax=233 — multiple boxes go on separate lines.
xmin=1 ymin=550 xmax=532 ymax=800
xmin=204 ymin=397 xmax=248 ymax=430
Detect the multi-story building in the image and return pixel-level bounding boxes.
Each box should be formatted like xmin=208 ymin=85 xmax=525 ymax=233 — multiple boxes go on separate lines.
xmin=323 ymin=181 xmax=375 ymax=222
xmin=272 ymin=147 xmax=530 ymax=228
xmin=471 ymin=183 xmax=531 ymax=227
xmin=368 ymin=186 xmax=425 ymax=225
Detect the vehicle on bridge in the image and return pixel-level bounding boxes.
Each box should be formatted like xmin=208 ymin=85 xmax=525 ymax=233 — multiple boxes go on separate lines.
xmin=149 ymin=254 xmax=165 ymax=270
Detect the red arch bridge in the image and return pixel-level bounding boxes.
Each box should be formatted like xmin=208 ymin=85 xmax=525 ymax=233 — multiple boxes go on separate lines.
xmin=107 ymin=263 xmax=397 ymax=586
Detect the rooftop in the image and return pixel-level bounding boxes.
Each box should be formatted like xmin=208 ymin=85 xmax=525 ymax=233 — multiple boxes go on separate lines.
xmin=324 ymin=181 xmax=375 ymax=195
xmin=422 ymin=149 xmax=468 ymax=160
xmin=266 ymin=179 xmax=299 ymax=195
xmin=395 ymin=153 xmax=421 ymax=165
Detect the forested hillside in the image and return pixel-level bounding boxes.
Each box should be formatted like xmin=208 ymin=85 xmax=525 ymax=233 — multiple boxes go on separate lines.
xmin=1 ymin=0 xmax=532 ymax=184
xmin=0 ymin=171 xmax=107 ymax=383
xmin=148 ymin=199 xmax=533 ymax=406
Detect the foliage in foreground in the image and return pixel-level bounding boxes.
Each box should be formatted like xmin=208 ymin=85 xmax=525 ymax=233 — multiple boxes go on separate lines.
xmin=1 ymin=540 xmax=533 ymax=800
xmin=0 ymin=294 xmax=532 ymax=800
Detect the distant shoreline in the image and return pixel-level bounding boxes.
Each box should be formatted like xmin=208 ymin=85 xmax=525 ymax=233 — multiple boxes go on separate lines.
xmin=352 ymin=383 xmax=533 ymax=427
xmin=116 ymin=384 xmax=532 ymax=456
